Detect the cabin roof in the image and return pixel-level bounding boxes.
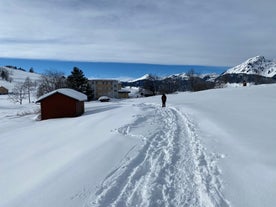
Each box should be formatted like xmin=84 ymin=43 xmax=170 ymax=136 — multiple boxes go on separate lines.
xmin=36 ymin=88 xmax=87 ymax=102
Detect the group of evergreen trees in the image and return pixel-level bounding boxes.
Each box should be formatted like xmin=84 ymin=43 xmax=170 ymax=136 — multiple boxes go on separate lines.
xmin=0 ymin=68 xmax=12 ymax=82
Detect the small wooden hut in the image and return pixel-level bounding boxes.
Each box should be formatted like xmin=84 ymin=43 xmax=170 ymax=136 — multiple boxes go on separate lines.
xmin=36 ymin=88 xmax=87 ymax=120
xmin=0 ymin=86 xmax=9 ymax=95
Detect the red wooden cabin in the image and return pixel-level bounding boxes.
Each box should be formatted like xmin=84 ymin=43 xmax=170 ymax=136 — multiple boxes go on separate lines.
xmin=36 ymin=88 xmax=87 ymax=120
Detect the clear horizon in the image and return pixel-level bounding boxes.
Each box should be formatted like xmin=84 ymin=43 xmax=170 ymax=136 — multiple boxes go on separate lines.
xmin=0 ymin=57 xmax=229 ymax=81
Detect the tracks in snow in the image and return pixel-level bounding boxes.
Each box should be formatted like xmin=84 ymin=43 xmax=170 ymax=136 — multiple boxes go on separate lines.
xmin=87 ymin=103 xmax=230 ymax=207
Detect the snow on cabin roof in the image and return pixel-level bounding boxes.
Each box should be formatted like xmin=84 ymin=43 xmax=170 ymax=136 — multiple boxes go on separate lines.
xmin=36 ymin=88 xmax=87 ymax=102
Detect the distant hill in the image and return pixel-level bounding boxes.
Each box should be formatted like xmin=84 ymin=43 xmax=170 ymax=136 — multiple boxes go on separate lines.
xmin=0 ymin=66 xmax=41 ymax=91
xmin=126 ymin=73 xmax=218 ymax=84
xmin=122 ymin=73 xmax=216 ymax=94
xmin=122 ymin=56 xmax=276 ymax=94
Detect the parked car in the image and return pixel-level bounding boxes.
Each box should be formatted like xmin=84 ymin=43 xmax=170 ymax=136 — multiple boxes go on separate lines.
xmin=98 ymin=96 xmax=110 ymax=102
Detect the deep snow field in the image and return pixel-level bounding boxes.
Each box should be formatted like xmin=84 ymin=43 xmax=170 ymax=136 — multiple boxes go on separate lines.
xmin=0 ymin=84 xmax=276 ymax=207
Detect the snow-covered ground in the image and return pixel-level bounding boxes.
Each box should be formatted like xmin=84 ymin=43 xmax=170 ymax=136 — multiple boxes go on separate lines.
xmin=0 ymin=84 xmax=276 ymax=207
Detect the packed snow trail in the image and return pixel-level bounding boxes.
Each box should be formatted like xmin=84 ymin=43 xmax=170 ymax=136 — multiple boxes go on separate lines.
xmin=86 ymin=103 xmax=230 ymax=207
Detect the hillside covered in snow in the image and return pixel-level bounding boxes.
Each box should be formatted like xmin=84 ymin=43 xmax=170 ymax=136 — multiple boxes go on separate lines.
xmin=1 ymin=83 xmax=276 ymax=207
xmin=0 ymin=66 xmax=41 ymax=91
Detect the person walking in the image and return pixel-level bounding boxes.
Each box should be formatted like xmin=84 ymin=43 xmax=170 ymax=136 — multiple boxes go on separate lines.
xmin=161 ymin=93 xmax=167 ymax=107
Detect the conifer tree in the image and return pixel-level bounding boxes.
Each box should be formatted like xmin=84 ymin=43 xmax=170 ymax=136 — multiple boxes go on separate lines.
xmin=67 ymin=67 xmax=93 ymax=101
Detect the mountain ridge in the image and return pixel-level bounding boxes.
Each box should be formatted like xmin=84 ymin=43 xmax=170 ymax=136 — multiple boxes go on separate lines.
xmin=223 ymin=56 xmax=276 ymax=77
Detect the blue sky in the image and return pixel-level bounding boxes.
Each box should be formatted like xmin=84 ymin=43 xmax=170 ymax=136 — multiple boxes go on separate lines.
xmin=0 ymin=57 xmax=228 ymax=80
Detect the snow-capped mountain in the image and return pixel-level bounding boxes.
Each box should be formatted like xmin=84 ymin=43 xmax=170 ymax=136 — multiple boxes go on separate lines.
xmin=123 ymin=72 xmax=217 ymax=93
xmin=224 ymin=56 xmax=276 ymax=78
xmin=129 ymin=73 xmax=218 ymax=83
xmin=129 ymin=74 xmax=160 ymax=82
xmin=166 ymin=73 xmax=189 ymax=80
xmin=129 ymin=74 xmax=151 ymax=82
xmin=129 ymin=73 xmax=186 ymax=82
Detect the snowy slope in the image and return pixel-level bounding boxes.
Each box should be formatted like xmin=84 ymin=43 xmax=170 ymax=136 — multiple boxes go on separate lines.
xmin=0 ymin=66 xmax=41 ymax=90
xmin=224 ymin=56 xmax=276 ymax=77
xmin=0 ymin=84 xmax=276 ymax=207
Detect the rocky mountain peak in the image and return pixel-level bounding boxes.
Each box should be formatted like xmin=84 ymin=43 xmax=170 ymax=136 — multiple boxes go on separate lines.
xmin=224 ymin=56 xmax=276 ymax=77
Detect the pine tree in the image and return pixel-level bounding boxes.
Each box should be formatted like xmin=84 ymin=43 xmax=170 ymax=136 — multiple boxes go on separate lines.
xmin=67 ymin=67 xmax=93 ymax=100
xmin=84 ymin=83 xmax=94 ymax=101
xmin=0 ymin=68 xmax=10 ymax=81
